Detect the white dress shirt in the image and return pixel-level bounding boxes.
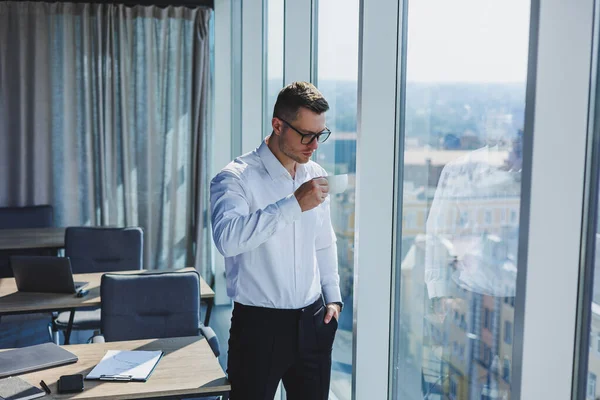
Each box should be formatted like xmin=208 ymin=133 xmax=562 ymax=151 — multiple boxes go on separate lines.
xmin=210 ymin=139 xmax=342 ymax=309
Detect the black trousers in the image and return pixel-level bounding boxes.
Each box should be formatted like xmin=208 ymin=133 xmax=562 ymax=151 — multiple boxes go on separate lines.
xmin=227 ymin=297 xmax=338 ymax=400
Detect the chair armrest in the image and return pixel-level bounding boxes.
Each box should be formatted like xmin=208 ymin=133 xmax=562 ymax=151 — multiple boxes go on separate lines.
xmin=198 ymin=323 xmax=220 ymax=357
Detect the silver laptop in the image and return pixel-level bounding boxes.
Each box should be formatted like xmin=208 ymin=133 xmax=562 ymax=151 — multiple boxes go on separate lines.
xmin=10 ymin=256 xmax=88 ymax=294
xmin=0 ymin=342 xmax=78 ymax=378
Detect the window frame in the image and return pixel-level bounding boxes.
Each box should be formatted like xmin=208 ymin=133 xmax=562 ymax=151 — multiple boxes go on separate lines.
xmin=514 ymin=0 xmax=595 ymax=398
xmin=211 ymin=0 xmax=235 ymax=304
xmin=241 ymin=0 xmax=265 ymax=155
xmin=354 ymin=0 xmax=403 ymax=397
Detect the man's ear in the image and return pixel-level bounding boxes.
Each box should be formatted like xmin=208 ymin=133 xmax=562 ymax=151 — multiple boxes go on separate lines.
xmin=272 ymin=118 xmax=283 ymax=136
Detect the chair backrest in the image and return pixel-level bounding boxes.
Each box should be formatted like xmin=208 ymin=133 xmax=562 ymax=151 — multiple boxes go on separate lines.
xmin=0 ymin=205 xmax=54 ymax=229
xmin=65 ymin=227 xmax=143 ymax=274
xmin=0 ymin=205 xmax=54 ymax=278
xmin=100 ymin=271 xmax=200 ymax=342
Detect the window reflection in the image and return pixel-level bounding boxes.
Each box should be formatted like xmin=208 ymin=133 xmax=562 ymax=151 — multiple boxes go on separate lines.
xmin=393 ymin=0 xmax=530 ymax=398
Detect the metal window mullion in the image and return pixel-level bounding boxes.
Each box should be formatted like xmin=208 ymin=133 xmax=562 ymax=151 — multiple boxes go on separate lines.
xmin=513 ymin=0 xmax=595 ymax=399
xmin=212 ymin=0 xmax=233 ymax=305
xmin=573 ymin=0 xmax=600 ymax=398
xmin=353 ymin=0 xmax=401 ymax=398
xmin=241 ymin=0 xmax=265 ymax=154
xmin=283 ymin=0 xmax=312 ymax=83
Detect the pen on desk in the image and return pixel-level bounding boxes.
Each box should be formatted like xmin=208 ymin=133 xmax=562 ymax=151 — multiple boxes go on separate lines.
xmin=40 ymin=380 xmax=51 ymax=394
xmin=99 ymin=374 xmax=133 ymax=381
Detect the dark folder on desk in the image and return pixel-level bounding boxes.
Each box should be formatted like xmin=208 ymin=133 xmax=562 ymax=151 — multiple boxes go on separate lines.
xmin=0 ymin=343 xmax=78 ymax=378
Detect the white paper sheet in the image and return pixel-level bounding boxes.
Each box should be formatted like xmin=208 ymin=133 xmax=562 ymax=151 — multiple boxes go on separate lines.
xmin=86 ymin=350 xmax=163 ymax=381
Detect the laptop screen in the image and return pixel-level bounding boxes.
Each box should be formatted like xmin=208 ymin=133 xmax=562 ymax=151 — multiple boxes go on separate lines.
xmin=10 ymin=256 xmax=86 ymax=294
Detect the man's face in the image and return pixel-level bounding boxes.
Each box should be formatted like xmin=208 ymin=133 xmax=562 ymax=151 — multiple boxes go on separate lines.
xmin=273 ymin=107 xmax=327 ymax=164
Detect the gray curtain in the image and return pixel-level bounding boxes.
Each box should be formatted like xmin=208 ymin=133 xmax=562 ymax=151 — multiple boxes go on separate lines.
xmin=0 ymin=1 xmax=212 ymax=279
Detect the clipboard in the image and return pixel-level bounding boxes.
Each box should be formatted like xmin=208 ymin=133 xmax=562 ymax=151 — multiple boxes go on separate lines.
xmin=85 ymin=350 xmax=164 ymax=382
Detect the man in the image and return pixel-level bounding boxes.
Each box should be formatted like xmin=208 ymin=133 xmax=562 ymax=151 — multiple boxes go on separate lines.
xmin=210 ymin=81 xmax=343 ymax=400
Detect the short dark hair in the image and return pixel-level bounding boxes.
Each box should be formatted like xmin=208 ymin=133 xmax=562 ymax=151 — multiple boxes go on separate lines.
xmin=272 ymin=81 xmax=329 ymax=121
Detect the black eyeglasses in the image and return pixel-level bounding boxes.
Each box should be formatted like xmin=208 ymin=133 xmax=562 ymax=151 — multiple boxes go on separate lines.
xmin=277 ymin=117 xmax=331 ymax=145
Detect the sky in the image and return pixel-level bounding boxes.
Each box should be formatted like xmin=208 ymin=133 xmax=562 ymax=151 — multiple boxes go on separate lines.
xmin=268 ymin=0 xmax=531 ymax=83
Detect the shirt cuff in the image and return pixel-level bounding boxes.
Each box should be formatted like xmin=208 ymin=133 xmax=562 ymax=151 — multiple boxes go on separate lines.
xmin=322 ymin=284 xmax=343 ymax=305
xmin=277 ymin=194 xmax=302 ymax=224
xmin=426 ymin=280 xmax=450 ymax=299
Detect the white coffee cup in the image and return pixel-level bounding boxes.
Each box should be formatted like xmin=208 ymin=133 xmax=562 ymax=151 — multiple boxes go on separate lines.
xmin=324 ymin=174 xmax=348 ymax=194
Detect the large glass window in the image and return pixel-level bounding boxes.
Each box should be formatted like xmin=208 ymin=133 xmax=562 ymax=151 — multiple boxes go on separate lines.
xmin=392 ymin=0 xmax=531 ymax=398
xmin=583 ymin=120 xmax=600 ymax=399
xmin=589 ymin=373 xmax=597 ymax=399
xmin=265 ymin=0 xmax=284 ymax=135
xmin=315 ymin=0 xmax=359 ymax=398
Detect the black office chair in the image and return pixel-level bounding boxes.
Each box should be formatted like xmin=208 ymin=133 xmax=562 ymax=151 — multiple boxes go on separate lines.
xmin=0 ymin=205 xmax=55 ymax=347
xmin=53 ymin=227 xmax=143 ymax=344
xmin=94 ymin=270 xmax=220 ymax=400
xmin=98 ymin=270 xmax=219 ymax=353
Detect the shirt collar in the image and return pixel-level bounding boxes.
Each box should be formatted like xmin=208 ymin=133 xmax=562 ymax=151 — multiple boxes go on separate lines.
xmin=258 ymin=139 xmax=291 ymax=181
xmin=257 ymin=139 xmax=307 ymax=182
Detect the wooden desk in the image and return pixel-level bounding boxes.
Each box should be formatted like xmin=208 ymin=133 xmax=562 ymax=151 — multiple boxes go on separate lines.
xmin=0 ymin=228 xmax=216 ymax=325
xmin=0 ymin=268 xmax=216 ymax=343
xmin=0 ymin=227 xmax=66 ymax=250
xmin=16 ymin=336 xmax=230 ymax=399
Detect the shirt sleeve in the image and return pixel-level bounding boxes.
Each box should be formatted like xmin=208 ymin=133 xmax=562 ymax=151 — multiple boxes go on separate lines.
xmin=315 ymin=196 xmax=342 ymax=304
xmin=210 ymin=170 xmax=302 ymax=257
xmin=424 ymin=167 xmax=456 ymax=299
